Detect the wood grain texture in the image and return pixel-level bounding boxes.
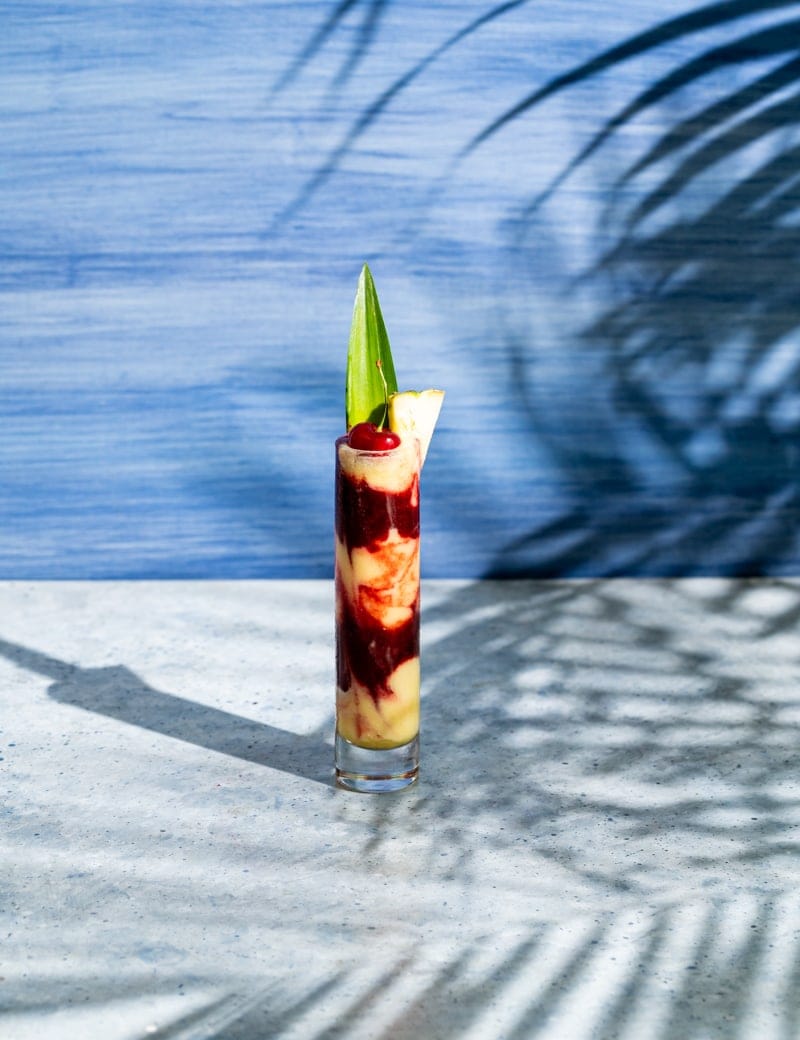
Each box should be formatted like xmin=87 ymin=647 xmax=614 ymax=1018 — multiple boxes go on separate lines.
xmin=2 ymin=1 xmax=800 ymax=577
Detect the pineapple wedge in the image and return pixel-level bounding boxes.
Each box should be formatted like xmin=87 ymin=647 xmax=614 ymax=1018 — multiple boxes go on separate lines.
xmin=388 ymin=389 xmax=445 ymax=466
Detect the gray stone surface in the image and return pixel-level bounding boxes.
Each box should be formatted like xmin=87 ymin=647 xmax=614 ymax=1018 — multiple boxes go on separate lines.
xmin=2 ymin=579 xmax=799 ymax=1038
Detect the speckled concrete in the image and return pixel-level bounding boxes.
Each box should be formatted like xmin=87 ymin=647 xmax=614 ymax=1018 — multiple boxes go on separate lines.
xmin=2 ymin=579 xmax=799 ymax=1039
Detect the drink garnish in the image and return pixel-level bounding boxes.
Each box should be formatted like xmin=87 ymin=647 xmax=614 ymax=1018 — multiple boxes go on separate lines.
xmin=388 ymin=389 xmax=445 ymax=465
xmin=345 ymin=263 xmax=444 ymax=462
xmin=346 ymin=264 xmax=398 ymax=431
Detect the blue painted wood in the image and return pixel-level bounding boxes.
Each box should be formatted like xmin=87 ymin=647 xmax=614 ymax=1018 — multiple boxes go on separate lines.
xmin=2 ymin=1 xmax=800 ymax=577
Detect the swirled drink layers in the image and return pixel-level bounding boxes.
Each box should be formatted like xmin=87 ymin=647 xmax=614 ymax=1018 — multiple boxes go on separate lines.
xmin=335 ymin=435 xmax=421 ymax=750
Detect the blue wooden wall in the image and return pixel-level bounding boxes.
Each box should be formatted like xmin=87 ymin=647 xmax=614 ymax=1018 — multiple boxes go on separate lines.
xmin=3 ymin=1 xmax=800 ymax=577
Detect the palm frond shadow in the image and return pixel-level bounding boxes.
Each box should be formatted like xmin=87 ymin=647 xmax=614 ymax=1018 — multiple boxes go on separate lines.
xmin=480 ymin=5 xmax=800 ymax=215
xmin=11 ymin=896 xmax=798 ymax=1039
xmin=270 ymin=0 xmax=388 ymax=100
xmin=306 ymin=576 xmax=800 ymax=1037
xmin=268 ymin=0 xmax=534 ymax=225
xmin=411 ymin=579 xmax=800 ymax=887
xmin=178 ymin=899 xmax=800 ymax=1038
xmin=322 ymin=575 xmax=800 ymax=912
xmin=399 ymin=898 xmax=794 ymax=1040
xmin=485 ymin=1 xmax=800 ymax=577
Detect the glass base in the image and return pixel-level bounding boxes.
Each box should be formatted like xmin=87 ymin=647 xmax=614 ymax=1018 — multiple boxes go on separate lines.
xmin=335 ymin=733 xmax=419 ymax=793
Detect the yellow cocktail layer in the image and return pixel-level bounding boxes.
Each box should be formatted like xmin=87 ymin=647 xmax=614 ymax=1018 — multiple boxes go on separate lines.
xmin=336 ymin=656 xmax=420 ymax=749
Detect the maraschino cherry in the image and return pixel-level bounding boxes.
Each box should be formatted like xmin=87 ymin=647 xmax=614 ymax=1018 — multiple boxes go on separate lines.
xmin=348 ymin=422 xmax=400 ymax=451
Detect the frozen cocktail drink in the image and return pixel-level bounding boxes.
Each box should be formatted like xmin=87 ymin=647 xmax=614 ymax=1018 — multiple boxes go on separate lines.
xmin=334 ymin=434 xmax=421 ymax=788
xmin=335 ymin=264 xmax=443 ymax=792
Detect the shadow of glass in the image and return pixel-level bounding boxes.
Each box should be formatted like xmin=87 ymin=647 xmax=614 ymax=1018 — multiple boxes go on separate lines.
xmin=0 ymin=637 xmax=332 ymax=787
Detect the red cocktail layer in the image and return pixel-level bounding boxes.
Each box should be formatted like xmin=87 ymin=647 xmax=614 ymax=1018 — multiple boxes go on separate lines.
xmin=335 ymin=436 xmax=421 ymax=749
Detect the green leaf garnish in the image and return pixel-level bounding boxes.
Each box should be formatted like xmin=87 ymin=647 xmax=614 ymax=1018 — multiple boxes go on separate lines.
xmin=346 ymin=264 xmax=398 ymax=430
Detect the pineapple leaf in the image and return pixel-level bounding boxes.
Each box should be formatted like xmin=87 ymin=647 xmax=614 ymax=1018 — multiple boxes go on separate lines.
xmin=345 ymin=264 xmax=398 ymax=429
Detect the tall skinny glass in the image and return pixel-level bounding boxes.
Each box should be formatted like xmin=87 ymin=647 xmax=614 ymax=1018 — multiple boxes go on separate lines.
xmin=334 ymin=434 xmax=421 ymax=792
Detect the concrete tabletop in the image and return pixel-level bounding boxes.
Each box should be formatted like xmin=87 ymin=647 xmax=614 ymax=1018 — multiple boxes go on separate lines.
xmin=2 ymin=579 xmax=799 ymax=1039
